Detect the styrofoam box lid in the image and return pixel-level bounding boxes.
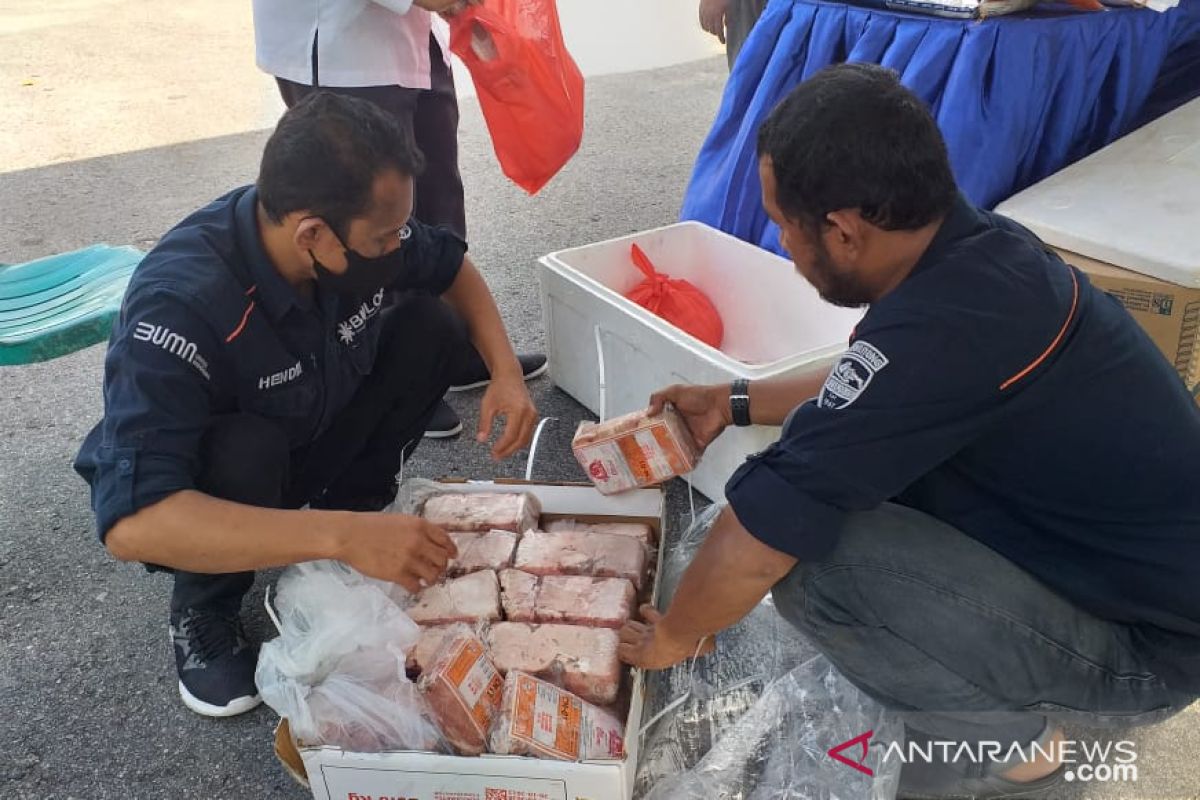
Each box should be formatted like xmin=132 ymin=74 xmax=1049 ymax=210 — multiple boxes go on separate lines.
xmin=996 ymin=98 xmax=1200 ymax=288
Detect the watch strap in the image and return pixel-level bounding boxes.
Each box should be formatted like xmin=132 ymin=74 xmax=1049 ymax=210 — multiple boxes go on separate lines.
xmin=730 ymin=378 xmax=752 ymax=427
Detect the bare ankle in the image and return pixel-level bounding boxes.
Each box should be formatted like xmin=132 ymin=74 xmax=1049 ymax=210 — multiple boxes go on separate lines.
xmin=1002 ymin=727 xmax=1065 ymax=783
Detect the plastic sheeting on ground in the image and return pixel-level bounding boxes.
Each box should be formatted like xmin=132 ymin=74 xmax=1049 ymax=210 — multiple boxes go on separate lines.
xmin=635 ymin=504 xmax=903 ymax=799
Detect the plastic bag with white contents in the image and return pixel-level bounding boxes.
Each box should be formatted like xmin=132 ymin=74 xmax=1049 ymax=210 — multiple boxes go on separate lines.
xmin=255 ymin=560 xmax=442 ymax=752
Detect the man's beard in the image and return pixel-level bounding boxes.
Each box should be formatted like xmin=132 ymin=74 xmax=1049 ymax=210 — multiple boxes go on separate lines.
xmin=808 ymin=237 xmax=871 ymax=309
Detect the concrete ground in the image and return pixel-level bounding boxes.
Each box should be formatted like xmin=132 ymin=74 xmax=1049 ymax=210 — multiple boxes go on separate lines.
xmin=1 ymin=2 xmax=1198 ymax=799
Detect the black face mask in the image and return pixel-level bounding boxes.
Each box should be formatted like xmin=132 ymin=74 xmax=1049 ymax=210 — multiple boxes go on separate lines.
xmin=310 ymin=225 xmax=410 ymax=299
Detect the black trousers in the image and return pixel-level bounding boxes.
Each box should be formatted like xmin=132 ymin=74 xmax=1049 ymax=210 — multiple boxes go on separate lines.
xmin=276 ymin=34 xmax=467 ymax=238
xmin=170 ymin=294 xmax=466 ymax=614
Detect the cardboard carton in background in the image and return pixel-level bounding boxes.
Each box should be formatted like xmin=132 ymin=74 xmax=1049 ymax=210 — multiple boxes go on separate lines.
xmin=1058 ymin=249 xmax=1200 ymax=401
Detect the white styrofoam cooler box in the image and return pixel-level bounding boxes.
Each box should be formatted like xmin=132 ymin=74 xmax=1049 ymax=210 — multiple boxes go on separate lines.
xmin=538 ymin=221 xmax=864 ymax=500
xmin=997 ymin=97 xmax=1200 ymax=287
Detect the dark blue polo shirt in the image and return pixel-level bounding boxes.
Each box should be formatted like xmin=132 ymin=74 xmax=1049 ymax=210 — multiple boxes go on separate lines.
xmin=726 ymin=196 xmax=1200 ymax=693
xmin=75 ymin=186 xmax=465 ymax=540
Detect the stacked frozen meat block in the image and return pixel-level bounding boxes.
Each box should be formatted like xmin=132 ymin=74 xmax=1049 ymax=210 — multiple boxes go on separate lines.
xmin=407 ymin=492 xmax=655 ymax=716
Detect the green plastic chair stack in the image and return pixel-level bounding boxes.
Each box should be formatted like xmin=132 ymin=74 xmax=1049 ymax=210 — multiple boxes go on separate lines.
xmin=0 ymin=245 xmax=142 ymax=366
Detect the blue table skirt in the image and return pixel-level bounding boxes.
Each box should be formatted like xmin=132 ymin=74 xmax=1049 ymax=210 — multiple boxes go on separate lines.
xmin=681 ymin=0 xmax=1200 ymax=256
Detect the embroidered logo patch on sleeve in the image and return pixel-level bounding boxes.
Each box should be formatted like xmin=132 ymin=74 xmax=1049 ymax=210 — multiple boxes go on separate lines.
xmin=819 ymin=340 xmax=889 ymax=409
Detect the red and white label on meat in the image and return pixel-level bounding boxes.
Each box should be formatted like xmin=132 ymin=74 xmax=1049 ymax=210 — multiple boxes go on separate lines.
xmin=448 ymin=530 xmax=518 ymax=575
xmin=419 ymin=633 xmax=505 ymax=756
xmin=515 ymin=530 xmax=647 ymax=589
xmin=500 ymin=570 xmax=635 ymax=629
xmin=421 ymin=492 xmax=541 ymax=533
xmin=407 ymin=570 xmax=501 ymax=626
xmin=486 ymin=622 xmax=622 ymax=706
xmin=572 ymin=407 xmax=699 ymax=495
xmin=489 ymin=671 xmax=625 ymax=762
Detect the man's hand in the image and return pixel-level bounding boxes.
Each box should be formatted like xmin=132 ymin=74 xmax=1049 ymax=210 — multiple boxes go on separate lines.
xmin=699 ymin=0 xmax=730 ymax=43
xmin=478 ymin=372 xmax=538 ymax=460
xmin=618 ymin=604 xmax=716 ymax=670
xmin=649 ymin=383 xmax=732 ymax=453
xmin=334 ymin=513 xmax=458 ymax=593
xmin=414 ymin=0 xmax=479 ymax=13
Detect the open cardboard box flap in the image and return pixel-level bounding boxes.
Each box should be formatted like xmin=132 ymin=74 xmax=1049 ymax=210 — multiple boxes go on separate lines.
xmin=274 ymin=719 xmax=309 ymax=788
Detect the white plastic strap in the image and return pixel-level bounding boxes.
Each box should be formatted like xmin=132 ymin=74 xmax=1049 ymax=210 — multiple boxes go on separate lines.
xmin=397 ymin=437 xmax=417 ymax=489
xmin=593 ymin=324 xmax=608 ymax=423
xmin=524 ymin=416 xmax=558 ymax=481
xmin=686 ymin=473 xmax=697 ymax=527
xmin=263 ymin=584 xmax=284 ymax=636
xmin=636 ymin=635 xmax=712 ymax=738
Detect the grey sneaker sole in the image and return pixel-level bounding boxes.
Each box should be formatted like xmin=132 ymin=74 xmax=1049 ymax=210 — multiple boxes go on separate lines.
xmin=447 ymin=359 xmax=549 ymax=393
xmin=422 ymin=421 xmax=464 ymax=439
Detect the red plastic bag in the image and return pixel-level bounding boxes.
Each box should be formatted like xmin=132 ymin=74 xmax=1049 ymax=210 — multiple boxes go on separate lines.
xmin=448 ymin=1 xmax=585 ymax=195
xmin=625 ymin=244 xmax=724 ymax=349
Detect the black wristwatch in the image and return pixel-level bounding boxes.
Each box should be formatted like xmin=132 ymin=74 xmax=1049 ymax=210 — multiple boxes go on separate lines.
xmin=730 ymin=378 xmax=752 ymax=427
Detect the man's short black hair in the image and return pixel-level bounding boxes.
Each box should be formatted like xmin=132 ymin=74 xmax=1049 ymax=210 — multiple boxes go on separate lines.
xmin=756 ymin=63 xmax=957 ymax=231
xmin=257 ymin=91 xmax=425 ymax=241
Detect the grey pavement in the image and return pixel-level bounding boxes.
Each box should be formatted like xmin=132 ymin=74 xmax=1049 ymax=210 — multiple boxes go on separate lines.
xmin=0 ymin=55 xmax=726 ymax=799
xmin=3 ymin=29 xmax=1199 ymax=800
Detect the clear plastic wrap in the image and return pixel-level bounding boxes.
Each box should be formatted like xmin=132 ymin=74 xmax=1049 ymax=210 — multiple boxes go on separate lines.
xmin=636 ymin=504 xmax=902 ymax=799
xmin=255 ymin=560 xmax=442 ymax=753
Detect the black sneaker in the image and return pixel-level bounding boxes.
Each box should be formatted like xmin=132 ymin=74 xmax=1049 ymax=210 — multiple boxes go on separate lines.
xmin=169 ymin=608 xmax=261 ymax=717
xmin=448 ymin=353 xmax=549 ymax=393
xmin=424 ymin=399 xmax=464 ymax=439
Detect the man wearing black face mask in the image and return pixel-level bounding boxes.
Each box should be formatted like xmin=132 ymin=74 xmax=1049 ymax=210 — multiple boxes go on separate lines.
xmin=74 ymin=92 xmax=539 ymax=718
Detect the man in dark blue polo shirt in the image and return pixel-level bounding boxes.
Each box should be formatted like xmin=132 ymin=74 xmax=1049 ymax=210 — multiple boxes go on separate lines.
xmin=75 ymin=92 xmax=539 ymax=718
xmin=620 ymin=65 xmax=1200 ymax=797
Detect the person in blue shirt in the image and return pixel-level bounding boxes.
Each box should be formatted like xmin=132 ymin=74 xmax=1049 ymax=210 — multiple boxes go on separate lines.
xmin=75 ymin=92 xmax=538 ymax=718
xmin=620 ymin=64 xmax=1200 ymax=798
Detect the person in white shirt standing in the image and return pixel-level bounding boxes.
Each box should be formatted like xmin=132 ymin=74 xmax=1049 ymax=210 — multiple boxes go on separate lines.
xmin=699 ymin=0 xmax=767 ymax=69
xmin=253 ymin=0 xmax=548 ymax=438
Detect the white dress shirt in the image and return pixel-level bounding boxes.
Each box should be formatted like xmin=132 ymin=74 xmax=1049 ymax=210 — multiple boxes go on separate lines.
xmin=253 ymin=0 xmax=451 ymax=91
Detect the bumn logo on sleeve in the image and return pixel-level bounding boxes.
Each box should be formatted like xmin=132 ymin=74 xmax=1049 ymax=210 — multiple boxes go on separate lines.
xmin=819 ymin=340 xmax=889 ymax=410
xmin=132 ymin=322 xmax=211 ymax=380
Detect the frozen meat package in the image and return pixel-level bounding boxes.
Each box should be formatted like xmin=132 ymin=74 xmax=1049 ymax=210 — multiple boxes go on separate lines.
xmin=447 ymin=530 xmax=518 ymax=575
xmin=499 ymin=569 xmax=636 ymax=629
xmin=572 ymin=406 xmax=700 ymax=495
xmin=515 ymin=529 xmax=648 ymax=589
xmin=418 ymin=630 xmax=505 ymax=756
xmin=489 ymin=671 xmax=625 ymax=761
xmin=487 ymin=621 xmax=622 ymax=706
xmin=421 ymin=491 xmax=541 ymax=533
xmin=407 ymin=570 xmax=502 ymax=625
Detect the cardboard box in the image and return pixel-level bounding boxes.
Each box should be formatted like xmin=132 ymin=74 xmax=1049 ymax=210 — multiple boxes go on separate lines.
xmin=273 ymin=480 xmax=666 ymax=800
xmin=1058 ymin=249 xmax=1200 ymax=399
